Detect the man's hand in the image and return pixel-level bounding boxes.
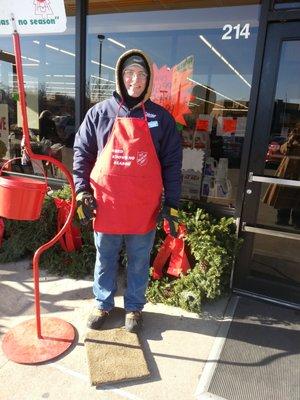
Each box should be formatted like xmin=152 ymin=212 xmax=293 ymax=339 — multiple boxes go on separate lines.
xmin=76 ymin=191 xmax=97 ymax=225
xmin=159 ymin=205 xmax=179 ymax=237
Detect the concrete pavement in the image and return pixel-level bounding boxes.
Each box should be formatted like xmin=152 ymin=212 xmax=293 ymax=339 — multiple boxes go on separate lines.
xmin=0 ymin=259 xmax=229 ymax=400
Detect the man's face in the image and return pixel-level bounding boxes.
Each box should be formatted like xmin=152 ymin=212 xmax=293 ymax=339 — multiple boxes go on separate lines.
xmin=123 ymin=65 xmax=147 ymax=98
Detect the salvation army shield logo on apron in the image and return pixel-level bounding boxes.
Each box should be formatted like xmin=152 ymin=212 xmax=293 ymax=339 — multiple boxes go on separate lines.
xmin=136 ymin=151 xmax=148 ymax=166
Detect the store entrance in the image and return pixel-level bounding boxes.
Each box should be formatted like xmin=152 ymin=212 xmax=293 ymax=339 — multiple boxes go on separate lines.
xmin=233 ymin=21 xmax=300 ymax=308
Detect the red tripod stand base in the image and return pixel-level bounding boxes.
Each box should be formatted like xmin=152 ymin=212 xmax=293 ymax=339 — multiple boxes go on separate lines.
xmin=2 ymin=317 xmax=75 ymax=364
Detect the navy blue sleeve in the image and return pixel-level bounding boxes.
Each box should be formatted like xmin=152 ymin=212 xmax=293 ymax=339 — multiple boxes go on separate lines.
xmin=73 ymin=107 xmax=98 ymax=194
xmin=159 ymin=111 xmax=182 ymax=208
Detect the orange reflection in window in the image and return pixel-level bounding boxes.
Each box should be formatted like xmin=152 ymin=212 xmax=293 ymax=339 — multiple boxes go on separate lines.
xmin=152 ymin=55 xmax=194 ymax=126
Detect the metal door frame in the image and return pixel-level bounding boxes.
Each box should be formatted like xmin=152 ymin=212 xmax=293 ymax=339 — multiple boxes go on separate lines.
xmin=232 ymin=10 xmax=300 ymax=307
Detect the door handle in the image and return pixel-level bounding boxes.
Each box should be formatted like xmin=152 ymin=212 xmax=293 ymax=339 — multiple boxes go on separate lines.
xmin=242 ymin=223 xmax=300 ymax=240
xmin=248 ymin=172 xmax=300 ymax=187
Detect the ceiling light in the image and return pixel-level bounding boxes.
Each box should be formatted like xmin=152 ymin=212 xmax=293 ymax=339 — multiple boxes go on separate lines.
xmin=90 ymin=85 xmax=114 ymax=88
xmin=59 ymin=49 xmax=75 ymax=57
xmin=90 ymin=75 xmax=115 ymax=83
xmin=213 ymin=108 xmax=248 ymax=112
xmin=188 ymin=77 xmax=248 ymax=110
xmin=46 ymin=81 xmax=75 ymax=85
xmin=46 ymin=74 xmax=75 ymax=78
xmin=91 ymin=60 xmax=115 ymax=71
xmin=199 ymin=35 xmax=251 ymax=88
xmin=28 ymin=57 xmax=39 ymax=63
xmin=46 ymin=87 xmax=75 ymax=90
xmin=107 ymin=37 xmax=126 ymax=48
xmin=15 ymin=64 xmax=39 ymax=67
xmin=21 ymin=55 xmax=39 ymax=63
xmin=46 ymin=44 xmax=59 ymax=51
xmin=195 ymin=96 xmax=225 ymax=108
xmin=2 ymin=50 xmax=14 ymax=56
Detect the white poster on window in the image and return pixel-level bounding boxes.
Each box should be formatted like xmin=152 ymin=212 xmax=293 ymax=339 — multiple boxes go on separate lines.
xmin=0 ymin=0 xmax=66 ymax=35
xmin=0 ymin=104 xmax=9 ymax=135
xmin=235 ymin=117 xmax=247 ymax=137
xmin=182 ymin=148 xmax=204 ymax=172
xmin=181 ymin=169 xmax=202 ymax=200
xmin=17 ymin=92 xmax=39 ymax=130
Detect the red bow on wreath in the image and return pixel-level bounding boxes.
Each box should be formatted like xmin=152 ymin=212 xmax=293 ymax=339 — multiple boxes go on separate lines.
xmin=54 ymin=198 xmax=82 ymax=252
xmin=152 ymin=220 xmax=190 ymax=279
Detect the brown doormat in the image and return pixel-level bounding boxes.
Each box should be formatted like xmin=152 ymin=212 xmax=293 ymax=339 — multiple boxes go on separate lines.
xmin=84 ymin=309 xmax=150 ymax=386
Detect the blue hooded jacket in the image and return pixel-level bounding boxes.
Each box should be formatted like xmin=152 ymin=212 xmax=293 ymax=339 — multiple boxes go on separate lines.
xmin=73 ymin=49 xmax=182 ymax=208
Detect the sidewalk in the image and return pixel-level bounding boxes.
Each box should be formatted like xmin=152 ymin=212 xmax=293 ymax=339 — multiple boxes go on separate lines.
xmin=0 ymin=260 xmax=229 ymax=400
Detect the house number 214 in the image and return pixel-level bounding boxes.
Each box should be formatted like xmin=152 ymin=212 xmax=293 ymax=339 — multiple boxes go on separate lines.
xmin=222 ymin=23 xmax=250 ymax=40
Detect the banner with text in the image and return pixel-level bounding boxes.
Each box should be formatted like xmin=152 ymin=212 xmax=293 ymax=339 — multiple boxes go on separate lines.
xmin=0 ymin=0 xmax=66 ymax=35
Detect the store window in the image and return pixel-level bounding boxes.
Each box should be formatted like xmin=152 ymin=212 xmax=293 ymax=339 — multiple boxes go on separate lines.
xmin=87 ymin=5 xmax=260 ymax=207
xmin=86 ymin=4 xmax=260 ymax=209
xmin=0 ymin=1 xmax=75 ymax=175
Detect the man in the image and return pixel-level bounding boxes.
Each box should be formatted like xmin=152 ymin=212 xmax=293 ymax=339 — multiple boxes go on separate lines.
xmin=39 ymin=110 xmax=61 ymax=144
xmin=73 ymin=49 xmax=182 ymax=333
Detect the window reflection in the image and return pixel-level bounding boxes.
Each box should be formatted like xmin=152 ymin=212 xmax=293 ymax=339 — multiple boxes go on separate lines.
xmin=0 ymin=14 xmax=75 ymax=174
xmin=259 ymin=41 xmax=300 ymax=232
xmin=86 ymin=5 xmax=260 ymax=208
xmin=249 ymin=38 xmax=300 ymax=288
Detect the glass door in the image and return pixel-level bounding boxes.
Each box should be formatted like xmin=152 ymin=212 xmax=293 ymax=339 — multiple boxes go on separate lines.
xmin=234 ymin=22 xmax=300 ymax=307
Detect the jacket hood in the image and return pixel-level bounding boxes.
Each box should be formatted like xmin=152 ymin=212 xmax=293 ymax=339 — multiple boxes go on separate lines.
xmin=115 ymin=49 xmax=153 ymax=104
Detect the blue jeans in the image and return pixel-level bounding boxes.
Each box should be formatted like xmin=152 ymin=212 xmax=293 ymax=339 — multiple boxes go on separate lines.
xmin=93 ymin=230 xmax=156 ymax=312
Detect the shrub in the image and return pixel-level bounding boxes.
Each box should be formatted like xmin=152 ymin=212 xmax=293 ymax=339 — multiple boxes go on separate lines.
xmin=0 ymin=184 xmax=95 ymax=278
xmin=146 ymin=206 xmax=242 ymax=313
xmin=0 ymin=188 xmax=242 ymax=311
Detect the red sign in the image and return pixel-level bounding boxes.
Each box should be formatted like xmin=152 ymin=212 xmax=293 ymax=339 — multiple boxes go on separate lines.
xmin=196 ymin=119 xmax=209 ymax=131
xmin=223 ymin=118 xmax=237 ymax=133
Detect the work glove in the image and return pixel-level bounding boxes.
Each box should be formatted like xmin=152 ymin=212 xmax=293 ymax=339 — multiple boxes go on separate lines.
xmin=159 ymin=205 xmax=179 ymax=237
xmin=76 ymin=191 xmax=97 ymax=225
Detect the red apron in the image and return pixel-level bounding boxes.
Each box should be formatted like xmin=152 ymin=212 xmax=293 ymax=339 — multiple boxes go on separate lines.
xmin=90 ymin=103 xmax=163 ymax=234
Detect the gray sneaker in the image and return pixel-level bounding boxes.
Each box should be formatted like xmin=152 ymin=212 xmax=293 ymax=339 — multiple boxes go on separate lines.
xmin=87 ymin=308 xmax=109 ymax=329
xmin=125 ymin=311 xmax=142 ymax=333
